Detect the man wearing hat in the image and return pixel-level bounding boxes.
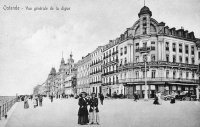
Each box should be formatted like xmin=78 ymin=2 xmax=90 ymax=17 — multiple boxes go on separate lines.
xmin=89 ymin=92 xmax=100 ymax=125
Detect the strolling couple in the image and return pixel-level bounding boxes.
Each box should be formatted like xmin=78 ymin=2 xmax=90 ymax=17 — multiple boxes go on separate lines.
xmin=78 ymin=92 xmax=100 ymax=125
xmin=153 ymin=91 xmax=162 ymax=105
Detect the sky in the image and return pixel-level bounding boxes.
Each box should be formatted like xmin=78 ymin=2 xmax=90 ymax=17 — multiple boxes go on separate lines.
xmin=0 ymin=0 xmax=200 ymax=96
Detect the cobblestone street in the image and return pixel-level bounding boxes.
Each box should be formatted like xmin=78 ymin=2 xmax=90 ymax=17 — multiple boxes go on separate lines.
xmin=4 ymin=98 xmax=200 ymax=127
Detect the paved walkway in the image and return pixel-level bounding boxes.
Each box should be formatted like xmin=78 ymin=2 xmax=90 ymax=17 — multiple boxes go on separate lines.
xmin=3 ymin=98 xmax=200 ymax=127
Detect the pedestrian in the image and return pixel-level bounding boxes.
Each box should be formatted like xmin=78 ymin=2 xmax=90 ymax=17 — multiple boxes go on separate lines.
xmin=134 ymin=92 xmax=139 ymax=102
xmin=50 ymin=95 xmax=53 ymax=102
xmin=39 ymin=95 xmax=43 ymax=106
xmin=99 ymin=93 xmax=104 ymax=105
xmin=24 ymin=96 xmax=29 ymax=109
xmin=89 ymin=93 xmax=100 ymax=125
xmin=157 ymin=91 xmax=162 ymax=105
xmin=78 ymin=92 xmax=89 ymax=125
xmin=33 ymin=96 xmax=38 ymax=108
xmin=170 ymin=91 xmax=176 ymax=104
xmin=153 ymin=92 xmax=159 ymax=105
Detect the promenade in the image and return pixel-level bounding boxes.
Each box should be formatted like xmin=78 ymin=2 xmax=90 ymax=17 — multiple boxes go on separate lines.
xmin=2 ymin=98 xmax=200 ymax=127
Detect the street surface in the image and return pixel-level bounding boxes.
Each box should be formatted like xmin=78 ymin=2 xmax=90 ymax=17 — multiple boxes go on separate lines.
xmin=4 ymin=98 xmax=200 ymax=127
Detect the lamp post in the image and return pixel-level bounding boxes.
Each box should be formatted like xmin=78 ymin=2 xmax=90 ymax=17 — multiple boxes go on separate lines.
xmin=144 ymin=53 xmax=148 ymax=101
xmin=139 ymin=45 xmax=150 ymax=101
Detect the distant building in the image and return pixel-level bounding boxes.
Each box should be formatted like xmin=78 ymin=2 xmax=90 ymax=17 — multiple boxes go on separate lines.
xmin=45 ymin=53 xmax=77 ymax=97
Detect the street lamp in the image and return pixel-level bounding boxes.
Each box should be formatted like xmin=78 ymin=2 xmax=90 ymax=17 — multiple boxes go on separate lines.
xmin=139 ymin=43 xmax=151 ymax=101
xmin=144 ymin=53 xmax=148 ymax=101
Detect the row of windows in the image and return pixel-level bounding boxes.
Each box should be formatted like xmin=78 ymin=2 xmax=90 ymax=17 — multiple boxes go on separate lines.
xmin=166 ymin=42 xmax=195 ymax=55
xmin=103 ymin=76 xmax=119 ymax=84
xmin=104 ymin=46 xmax=118 ymax=58
xmin=166 ymin=55 xmax=195 ymax=64
xmin=91 ymin=49 xmax=103 ymax=58
xmin=134 ymin=70 xmax=195 ymax=79
xmin=120 ymin=46 xmax=127 ymax=56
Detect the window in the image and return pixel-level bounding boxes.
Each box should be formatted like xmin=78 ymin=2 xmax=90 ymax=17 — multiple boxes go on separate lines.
xmin=143 ymin=71 xmax=145 ymax=78
xmin=191 ymin=46 xmax=194 ymax=55
xmin=151 ymin=54 xmax=155 ymax=61
xmin=179 ymin=71 xmax=182 ymax=78
xmin=120 ymin=48 xmax=123 ymax=56
xmin=136 ymin=71 xmax=139 ymax=79
xmin=166 ymin=42 xmax=169 ymax=51
xmin=199 ymin=52 xmax=200 ymax=59
xmin=143 ymin=42 xmax=147 ymax=48
xmin=173 ymin=55 xmax=176 ymax=63
xmin=185 ymin=57 xmax=188 ymax=64
xmin=166 ymin=54 xmax=169 ymax=62
xmin=166 ymin=70 xmax=169 ymax=78
xmin=152 ymin=70 xmax=156 ymax=78
xmin=136 ymin=56 xmax=139 ymax=63
xmin=143 ymin=55 xmax=147 ymax=62
xmin=173 ymin=71 xmax=176 ymax=79
xmin=186 ymin=72 xmax=189 ymax=79
xmin=192 ymin=72 xmax=195 ymax=79
xmin=179 ymin=44 xmax=182 ymax=53
xmin=173 ymin=43 xmax=176 ymax=52
xmin=136 ymin=43 xmax=139 ymax=52
xmin=124 ymin=58 xmax=127 ymax=65
xmin=124 ymin=46 xmax=127 ymax=54
xmin=185 ymin=45 xmax=188 ymax=54
xmin=120 ymin=59 xmax=122 ymax=66
xmin=179 ymin=56 xmax=182 ymax=63
xmin=151 ymin=41 xmax=155 ymax=50
xmin=191 ymin=57 xmax=195 ymax=64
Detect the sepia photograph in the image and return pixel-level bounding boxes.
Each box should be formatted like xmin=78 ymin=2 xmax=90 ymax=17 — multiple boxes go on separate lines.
xmin=0 ymin=0 xmax=200 ymax=127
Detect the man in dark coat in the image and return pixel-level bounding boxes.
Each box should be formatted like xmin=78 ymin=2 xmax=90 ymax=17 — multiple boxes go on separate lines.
xmin=99 ymin=93 xmax=104 ymax=105
xmin=89 ymin=93 xmax=100 ymax=125
xmin=39 ymin=95 xmax=43 ymax=106
xmin=78 ymin=92 xmax=89 ymax=125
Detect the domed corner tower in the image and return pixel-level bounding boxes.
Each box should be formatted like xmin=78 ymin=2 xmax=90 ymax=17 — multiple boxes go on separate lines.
xmin=138 ymin=6 xmax=152 ymax=35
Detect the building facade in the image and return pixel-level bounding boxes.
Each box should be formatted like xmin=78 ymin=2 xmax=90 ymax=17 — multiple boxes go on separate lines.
xmin=118 ymin=6 xmax=199 ymax=98
xmin=77 ymin=54 xmax=91 ymax=95
xmin=90 ymin=46 xmax=103 ymax=95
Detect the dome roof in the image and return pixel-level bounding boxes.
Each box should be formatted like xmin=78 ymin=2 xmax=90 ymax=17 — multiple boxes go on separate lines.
xmin=138 ymin=6 xmax=152 ymax=17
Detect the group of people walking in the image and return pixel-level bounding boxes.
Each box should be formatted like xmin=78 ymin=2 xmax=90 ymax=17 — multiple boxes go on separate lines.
xmin=78 ymin=92 xmax=103 ymax=125
xmin=154 ymin=91 xmax=176 ymax=105
xmin=23 ymin=94 xmax=43 ymax=109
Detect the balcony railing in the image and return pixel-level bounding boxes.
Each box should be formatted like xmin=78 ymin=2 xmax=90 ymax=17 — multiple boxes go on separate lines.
xmin=119 ymin=77 xmax=199 ymax=84
xmin=118 ymin=61 xmax=198 ymax=70
xmin=102 ymin=70 xmax=118 ymax=76
xmin=90 ymin=81 xmax=102 ymax=84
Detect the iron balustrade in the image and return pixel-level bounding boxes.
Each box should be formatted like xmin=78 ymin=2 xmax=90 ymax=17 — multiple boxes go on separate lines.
xmin=118 ymin=61 xmax=198 ymax=70
xmin=0 ymin=97 xmax=17 ymax=120
xmin=119 ymin=77 xmax=199 ymax=83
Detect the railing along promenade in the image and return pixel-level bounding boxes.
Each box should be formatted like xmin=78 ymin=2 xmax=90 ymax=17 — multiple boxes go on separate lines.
xmin=0 ymin=96 xmax=18 ymax=120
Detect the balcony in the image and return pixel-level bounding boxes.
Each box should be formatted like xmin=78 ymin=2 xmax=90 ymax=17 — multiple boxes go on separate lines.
xmin=118 ymin=61 xmax=198 ymax=71
xmin=102 ymin=70 xmax=118 ymax=76
xmin=119 ymin=77 xmax=199 ymax=84
xmin=90 ymin=81 xmax=102 ymax=85
xmin=138 ymin=46 xmax=152 ymax=53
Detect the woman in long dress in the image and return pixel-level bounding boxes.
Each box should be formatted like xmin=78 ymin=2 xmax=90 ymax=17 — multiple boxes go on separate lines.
xmin=170 ymin=91 xmax=176 ymax=104
xmin=24 ymin=96 xmax=29 ymax=109
xmin=78 ymin=92 xmax=89 ymax=125
xmin=89 ymin=93 xmax=100 ymax=125
xmin=153 ymin=92 xmax=159 ymax=105
xmin=33 ymin=96 xmax=38 ymax=108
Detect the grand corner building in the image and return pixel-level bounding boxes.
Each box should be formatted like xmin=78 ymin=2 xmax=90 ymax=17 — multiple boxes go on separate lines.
xmin=102 ymin=6 xmax=200 ymax=98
